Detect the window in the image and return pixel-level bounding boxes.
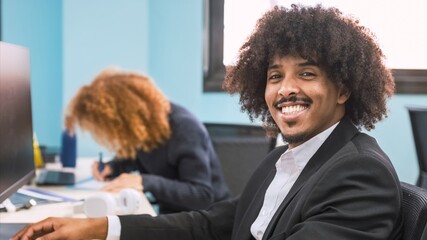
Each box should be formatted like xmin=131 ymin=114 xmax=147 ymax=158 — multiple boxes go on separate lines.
xmin=203 ymin=0 xmax=427 ymax=93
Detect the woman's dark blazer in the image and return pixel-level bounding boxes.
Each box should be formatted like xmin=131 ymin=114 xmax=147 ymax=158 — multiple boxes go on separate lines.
xmin=107 ymin=103 xmax=230 ymax=213
xmin=119 ymin=117 xmax=403 ymax=240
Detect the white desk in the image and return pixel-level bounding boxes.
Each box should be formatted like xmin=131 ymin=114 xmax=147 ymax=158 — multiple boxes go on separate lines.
xmin=0 ymin=158 xmax=156 ymax=223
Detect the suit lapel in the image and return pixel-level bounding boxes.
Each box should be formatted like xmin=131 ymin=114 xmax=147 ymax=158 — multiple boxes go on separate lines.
xmin=232 ymin=146 xmax=287 ymax=240
xmin=262 ymin=118 xmax=359 ymax=239
xmin=241 ymin=169 xmax=276 ymax=238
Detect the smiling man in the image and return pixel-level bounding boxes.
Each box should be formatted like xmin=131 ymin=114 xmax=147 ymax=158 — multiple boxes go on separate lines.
xmin=265 ymin=55 xmax=350 ymax=147
xmin=12 ymin=4 xmax=402 ymax=240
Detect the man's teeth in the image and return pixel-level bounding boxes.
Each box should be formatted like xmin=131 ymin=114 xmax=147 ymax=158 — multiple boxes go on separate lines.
xmin=281 ymin=105 xmax=307 ymax=114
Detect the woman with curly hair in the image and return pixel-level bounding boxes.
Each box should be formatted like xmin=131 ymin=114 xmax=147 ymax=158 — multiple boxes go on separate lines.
xmin=65 ymin=68 xmax=230 ymax=214
xmin=13 ymin=5 xmax=402 ymax=240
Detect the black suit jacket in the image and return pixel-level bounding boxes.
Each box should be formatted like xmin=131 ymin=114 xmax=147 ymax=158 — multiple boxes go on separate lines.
xmin=119 ymin=118 xmax=403 ymax=240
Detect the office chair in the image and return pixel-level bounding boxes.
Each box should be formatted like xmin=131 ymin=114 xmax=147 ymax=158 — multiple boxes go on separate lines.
xmin=204 ymin=123 xmax=275 ymax=197
xmin=407 ymin=106 xmax=427 ymax=189
xmin=401 ymin=182 xmax=427 ymax=240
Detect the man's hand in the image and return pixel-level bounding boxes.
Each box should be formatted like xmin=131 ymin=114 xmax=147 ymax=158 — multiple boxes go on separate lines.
xmin=11 ymin=217 xmax=108 ymax=240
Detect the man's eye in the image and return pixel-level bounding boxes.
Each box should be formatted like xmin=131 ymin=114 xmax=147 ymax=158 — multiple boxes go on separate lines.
xmin=269 ymin=74 xmax=281 ymax=80
xmin=300 ymin=72 xmax=316 ymax=78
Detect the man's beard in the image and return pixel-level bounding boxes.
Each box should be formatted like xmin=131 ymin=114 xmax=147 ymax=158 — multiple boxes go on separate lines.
xmin=281 ymin=132 xmax=307 ymax=146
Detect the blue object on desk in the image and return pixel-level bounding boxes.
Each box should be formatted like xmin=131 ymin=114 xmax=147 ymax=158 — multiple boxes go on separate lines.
xmin=60 ymin=130 xmax=76 ymax=168
xmin=98 ymin=152 xmax=104 ymax=172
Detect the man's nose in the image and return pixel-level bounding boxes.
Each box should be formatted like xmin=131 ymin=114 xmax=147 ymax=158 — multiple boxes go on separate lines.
xmin=278 ymin=76 xmax=299 ymax=97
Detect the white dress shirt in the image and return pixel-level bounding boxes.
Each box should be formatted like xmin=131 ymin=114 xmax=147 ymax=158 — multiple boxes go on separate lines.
xmin=106 ymin=122 xmax=339 ymax=240
xmin=250 ymin=122 xmax=338 ymax=240
xmin=106 ymin=215 xmax=121 ymax=240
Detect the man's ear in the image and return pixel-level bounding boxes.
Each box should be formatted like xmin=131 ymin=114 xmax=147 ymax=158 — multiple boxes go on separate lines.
xmin=337 ymin=85 xmax=351 ymax=104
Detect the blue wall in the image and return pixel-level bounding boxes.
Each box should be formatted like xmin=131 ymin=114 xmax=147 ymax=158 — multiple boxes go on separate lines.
xmin=1 ymin=0 xmax=426 ymax=184
xmin=146 ymin=0 xmax=252 ymax=124
xmin=2 ymin=0 xmax=63 ymax=147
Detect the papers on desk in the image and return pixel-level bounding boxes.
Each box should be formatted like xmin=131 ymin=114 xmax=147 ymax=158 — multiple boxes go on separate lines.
xmin=19 ymin=187 xmax=77 ymax=202
xmin=69 ymin=177 xmax=106 ymax=190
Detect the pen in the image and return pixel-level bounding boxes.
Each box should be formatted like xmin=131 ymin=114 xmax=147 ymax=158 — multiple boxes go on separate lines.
xmin=98 ymin=152 xmax=104 ymax=173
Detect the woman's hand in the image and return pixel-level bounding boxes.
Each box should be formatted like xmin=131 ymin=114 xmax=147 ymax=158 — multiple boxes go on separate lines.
xmin=101 ymin=173 xmax=143 ymax=192
xmin=11 ymin=217 xmax=108 ymax=240
xmin=91 ymin=161 xmax=113 ymax=181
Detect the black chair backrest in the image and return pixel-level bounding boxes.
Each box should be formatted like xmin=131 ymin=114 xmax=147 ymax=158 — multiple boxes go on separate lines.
xmin=407 ymin=106 xmax=427 ymax=188
xmin=401 ymin=182 xmax=427 ymax=240
xmin=204 ymin=123 xmax=275 ymax=197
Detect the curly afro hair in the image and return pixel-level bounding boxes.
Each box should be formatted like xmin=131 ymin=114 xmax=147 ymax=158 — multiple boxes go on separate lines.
xmin=65 ymin=68 xmax=171 ymax=158
xmin=223 ymin=4 xmax=395 ymax=137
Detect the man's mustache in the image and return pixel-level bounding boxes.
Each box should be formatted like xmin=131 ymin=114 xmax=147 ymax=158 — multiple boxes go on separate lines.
xmin=273 ymin=96 xmax=312 ymax=108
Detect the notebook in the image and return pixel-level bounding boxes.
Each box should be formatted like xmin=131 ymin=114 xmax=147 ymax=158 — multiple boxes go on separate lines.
xmin=35 ymin=169 xmax=76 ymax=186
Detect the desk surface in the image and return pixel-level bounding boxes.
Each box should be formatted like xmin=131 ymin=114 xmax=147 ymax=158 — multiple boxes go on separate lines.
xmin=0 ymin=158 xmax=156 ymax=223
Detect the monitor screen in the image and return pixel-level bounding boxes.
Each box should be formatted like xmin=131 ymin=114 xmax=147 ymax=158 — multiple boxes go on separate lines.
xmin=0 ymin=41 xmax=35 ymax=203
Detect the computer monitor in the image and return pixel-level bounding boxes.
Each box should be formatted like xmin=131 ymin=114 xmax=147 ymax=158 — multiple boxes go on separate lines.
xmin=0 ymin=41 xmax=35 ymax=203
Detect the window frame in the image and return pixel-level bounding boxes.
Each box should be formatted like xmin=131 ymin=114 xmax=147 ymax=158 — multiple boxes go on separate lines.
xmin=203 ymin=0 xmax=427 ymax=94
xmin=203 ymin=0 xmax=226 ymax=92
xmin=393 ymin=69 xmax=427 ymax=94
